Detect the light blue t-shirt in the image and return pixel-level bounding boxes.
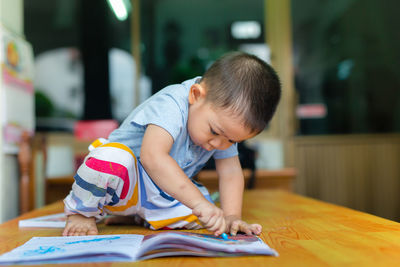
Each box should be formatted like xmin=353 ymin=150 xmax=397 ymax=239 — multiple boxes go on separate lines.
xmin=108 ymin=77 xmax=238 ymax=178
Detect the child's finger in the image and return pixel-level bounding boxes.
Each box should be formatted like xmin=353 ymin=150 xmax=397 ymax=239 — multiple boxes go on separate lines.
xmin=237 ymin=221 xmax=253 ymax=235
xmin=204 ymin=215 xmax=218 ymax=228
xmin=230 ymin=220 xmax=240 ymax=236
xmin=241 ymin=222 xmax=257 ymax=235
xmin=207 ymin=217 xmax=220 ymax=232
xmin=208 ymin=216 xmax=224 ymax=234
xmin=230 ymin=220 xmax=253 ymax=235
xmin=215 ymin=217 xmax=226 ymax=236
xmin=242 ymin=225 xmax=253 ymax=236
xmin=249 ymin=223 xmax=262 ymax=235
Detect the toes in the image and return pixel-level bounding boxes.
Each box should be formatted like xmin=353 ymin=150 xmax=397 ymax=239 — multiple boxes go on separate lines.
xmin=87 ymin=228 xmax=98 ymax=235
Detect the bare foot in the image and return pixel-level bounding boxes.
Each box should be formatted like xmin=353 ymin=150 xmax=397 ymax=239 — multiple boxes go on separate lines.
xmin=62 ymin=214 xmax=98 ymax=236
xmin=104 ymin=215 xmax=144 ymax=226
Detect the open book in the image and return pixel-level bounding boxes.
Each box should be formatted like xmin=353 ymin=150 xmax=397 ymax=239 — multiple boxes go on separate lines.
xmin=0 ymin=231 xmax=278 ymax=265
xmin=18 ymin=213 xmax=66 ymax=228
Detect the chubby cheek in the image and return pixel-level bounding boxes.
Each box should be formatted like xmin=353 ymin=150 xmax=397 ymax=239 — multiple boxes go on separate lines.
xmin=194 ymin=131 xmax=208 ymax=146
xmin=188 ymin=124 xmax=203 ymax=145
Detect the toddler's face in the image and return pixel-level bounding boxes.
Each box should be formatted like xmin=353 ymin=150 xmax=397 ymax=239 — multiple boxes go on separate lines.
xmin=187 ymin=84 xmax=256 ymax=151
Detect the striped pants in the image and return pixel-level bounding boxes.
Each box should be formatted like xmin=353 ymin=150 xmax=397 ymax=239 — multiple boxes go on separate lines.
xmin=63 ymin=139 xmax=212 ymax=230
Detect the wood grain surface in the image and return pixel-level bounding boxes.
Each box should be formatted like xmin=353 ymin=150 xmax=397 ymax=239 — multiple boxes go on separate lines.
xmin=1 ymin=190 xmax=399 ymax=266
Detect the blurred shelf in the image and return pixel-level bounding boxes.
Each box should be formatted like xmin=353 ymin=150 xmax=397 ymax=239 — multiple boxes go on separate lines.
xmin=196 ymin=168 xmax=296 ymax=192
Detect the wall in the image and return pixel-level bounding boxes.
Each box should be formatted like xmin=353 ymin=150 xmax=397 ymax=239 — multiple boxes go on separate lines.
xmin=293 ymin=134 xmax=400 ymax=222
xmin=0 ymin=0 xmax=23 ymax=223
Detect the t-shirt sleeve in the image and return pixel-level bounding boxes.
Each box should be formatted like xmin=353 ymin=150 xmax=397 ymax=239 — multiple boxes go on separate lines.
xmin=213 ymin=143 xmax=238 ymax=159
xmin=130 ymin=93 xmax=185 ymax=141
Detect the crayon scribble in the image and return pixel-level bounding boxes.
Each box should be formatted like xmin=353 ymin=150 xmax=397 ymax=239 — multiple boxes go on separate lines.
xmin=23 ymin=246 xmax=65 ymax=257
xmin=65 ymin=236 xmax=121 ymax=245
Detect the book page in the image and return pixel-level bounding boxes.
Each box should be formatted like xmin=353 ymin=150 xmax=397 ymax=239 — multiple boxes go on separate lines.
xmin=138 ymin=232 xmax=278 ymax=259
xmin=0 ymin=234 xmax=144 ymax=265
xmin=18 ymin=213 xmax=67 ymax=228
xmin=0 ymin=231 xmax=277 ymax=264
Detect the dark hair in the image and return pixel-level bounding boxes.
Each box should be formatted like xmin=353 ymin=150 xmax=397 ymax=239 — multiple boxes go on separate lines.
xmin=200 ymin=51 xmax=281 ymax=133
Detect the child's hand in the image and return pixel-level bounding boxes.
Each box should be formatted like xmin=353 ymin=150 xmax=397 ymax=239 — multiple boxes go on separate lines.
xmin=225 ymin=215 xmax=262 ymax=236
xmin=192 ymin=201 xmax=226 ymax=236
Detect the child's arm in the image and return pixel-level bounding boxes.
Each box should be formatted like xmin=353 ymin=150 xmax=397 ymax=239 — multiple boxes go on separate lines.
xmin=141 ymin=124 xmax=226 ymax=235
xmin=215 ymin=156 xmax=262 ymax=235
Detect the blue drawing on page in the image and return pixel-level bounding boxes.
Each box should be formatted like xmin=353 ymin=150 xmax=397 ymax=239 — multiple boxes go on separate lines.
xmin=65 ymin=236 xmax=121 ymax=245
xmin=23 ymin=246 xmax=65 ymax=257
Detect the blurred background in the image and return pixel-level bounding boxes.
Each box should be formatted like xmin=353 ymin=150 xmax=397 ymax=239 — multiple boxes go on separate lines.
xmin=0 ymin=0 xmax=399 ymax=224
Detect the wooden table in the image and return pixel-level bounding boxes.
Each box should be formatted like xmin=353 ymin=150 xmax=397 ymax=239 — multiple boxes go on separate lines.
xmin=1 ymin=190 xmax=400 ymax=266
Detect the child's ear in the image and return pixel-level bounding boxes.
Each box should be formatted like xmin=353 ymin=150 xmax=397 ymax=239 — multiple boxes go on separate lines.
xmin=188 ymin=83 xmax=207 ymax=104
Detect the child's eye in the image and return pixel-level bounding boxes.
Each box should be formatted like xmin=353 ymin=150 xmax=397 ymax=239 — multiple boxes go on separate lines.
xmin=210 ymin=128 xmax=218 ymax=135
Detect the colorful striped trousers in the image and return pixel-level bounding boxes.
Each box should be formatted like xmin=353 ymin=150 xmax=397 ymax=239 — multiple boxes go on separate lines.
xmin=64 ymin=139 xmax=212 ymax=230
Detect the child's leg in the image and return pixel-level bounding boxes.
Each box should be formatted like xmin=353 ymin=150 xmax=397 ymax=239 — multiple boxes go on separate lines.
xmin=63 ymin=140 xmax=140 ymax=235
xmin=104 ymin=214 xmax=144 ymax=226
xmin=137 ymin=163 xmax=213 ymax=230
